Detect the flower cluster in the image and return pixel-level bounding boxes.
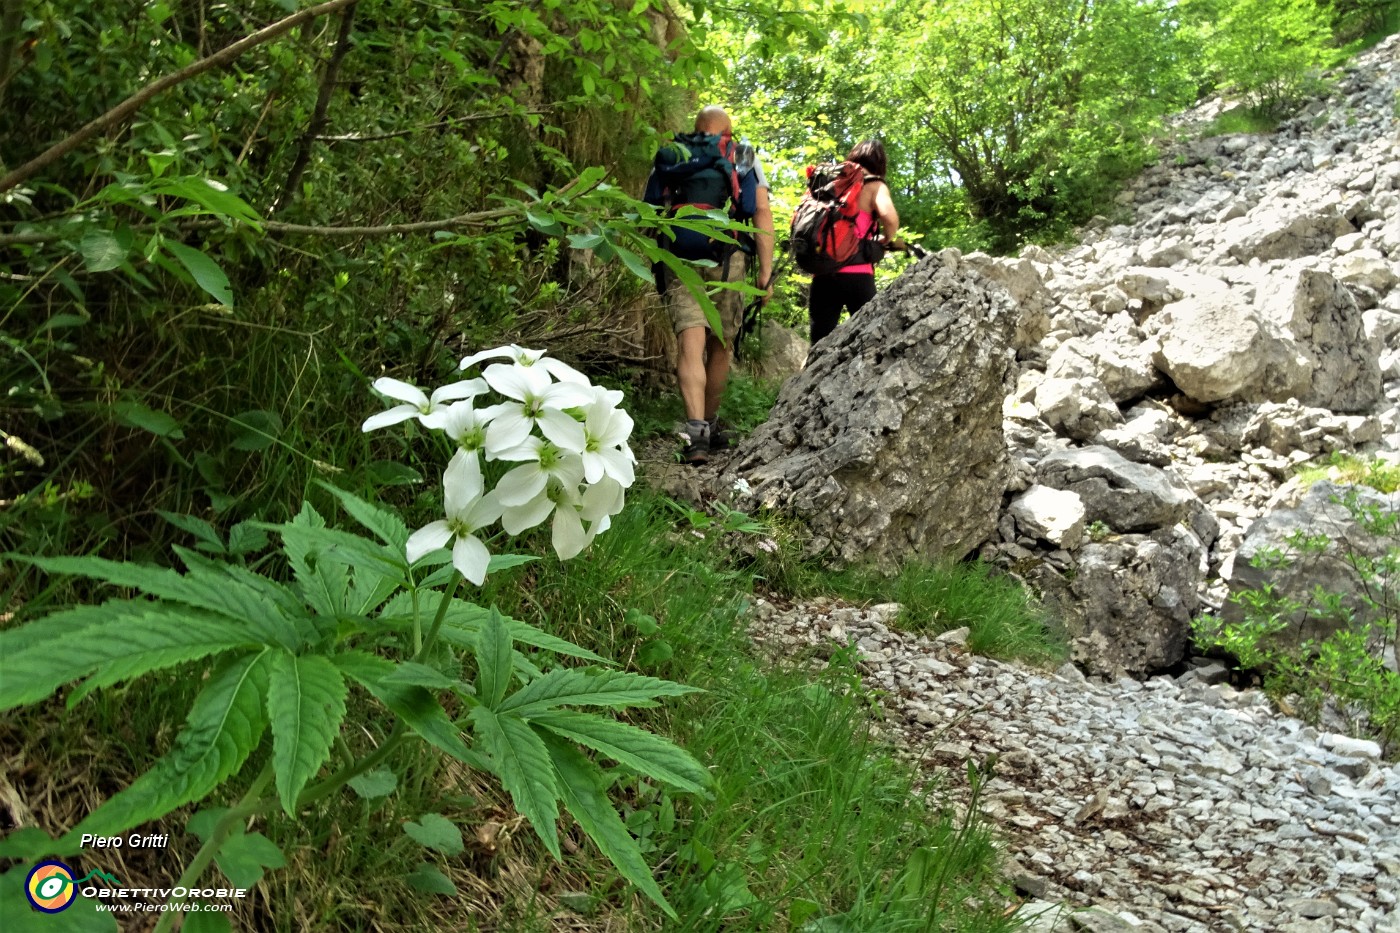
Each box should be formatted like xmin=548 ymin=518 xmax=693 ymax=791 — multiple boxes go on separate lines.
xmin=362 ymin=345 xmax=635 ymax=585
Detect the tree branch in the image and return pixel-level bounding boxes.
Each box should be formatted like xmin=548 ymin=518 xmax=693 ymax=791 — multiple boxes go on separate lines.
xmin=0 ymin=0 xmax=359 ymax=195
xmin=314 ymin=109 xmax=548 ymax=142
xmin=273 ymin=1 xmax=357 ymax=213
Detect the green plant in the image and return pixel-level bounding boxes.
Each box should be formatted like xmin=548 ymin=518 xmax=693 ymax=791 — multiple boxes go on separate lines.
xmin=1194 ymin=492 xmax=1400 ymax=754
xmin=1087 ymin=520 xmax=1112 ymax=542
xmin=0 ymin=351 xmax=710 ymax=922
xmin=1297 ymin=452 xmax=1400 ymax=494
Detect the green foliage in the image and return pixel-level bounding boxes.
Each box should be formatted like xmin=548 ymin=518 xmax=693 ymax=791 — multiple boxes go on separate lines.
xmin=1182 ymin=0 xmax=1333 ymax=115
xmin=0 ymin=488 xmax=708 ymax=918
xmin=1200 ymin=107 xmax=1281 ymax=137
xmin=1194 ymin=491 xmax=1400 ymax=755
xmin=1296 ymin=451 xmax=1400 ymax=493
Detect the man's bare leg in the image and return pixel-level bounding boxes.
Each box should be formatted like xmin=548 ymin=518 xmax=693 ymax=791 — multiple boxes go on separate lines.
xmin=676 ymin=326 xmax=709 ymax=422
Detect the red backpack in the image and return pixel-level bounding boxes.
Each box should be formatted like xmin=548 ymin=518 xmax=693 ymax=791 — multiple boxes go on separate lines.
xmin=790 ymin=161 xmax=883 ymax=275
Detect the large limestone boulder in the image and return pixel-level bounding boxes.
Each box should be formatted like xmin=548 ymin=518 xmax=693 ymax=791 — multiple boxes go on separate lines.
xmin=1216 ymin=202 xmax=1354 ymax=263
xmin=1045 ymin=332 xmax=1160 ymax=403
xmin=960 ymin=252 xmax=1052 ymax=349
xmin=1035 ymin=445 xmax=1199 ymax=533
xmin=1035 ymin=376 xmax=1123 ymax=442
xmin=1150 ymin=293 xmax=1311 ymax=403
xmin=1255 ymin=266 xmax=1382 ymax=412
xmin=1037 ymin=526 xmax=1206 ymax=675
xmin=723 ymin=249 xmax=1017 ymax=569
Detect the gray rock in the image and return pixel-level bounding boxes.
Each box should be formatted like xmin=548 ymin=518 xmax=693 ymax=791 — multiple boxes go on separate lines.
xmin=1036 ymin=446 xmax=1199 ymax=533
xmin=1009 ymin=485 xmax=1088 ymax=549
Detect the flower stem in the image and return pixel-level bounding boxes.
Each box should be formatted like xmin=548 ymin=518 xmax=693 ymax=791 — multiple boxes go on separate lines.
xmin=152 ymin=761 xmax=276 ymax=933
xmin=296 ymin=723 xmax=406 ymax=810
xmin=413 ymin=571 xmax=462 ymax=663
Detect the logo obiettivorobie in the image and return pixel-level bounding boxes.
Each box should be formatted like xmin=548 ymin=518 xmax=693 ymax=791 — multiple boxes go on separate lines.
xmin=24 ymin=861 xmax=121 ymax=913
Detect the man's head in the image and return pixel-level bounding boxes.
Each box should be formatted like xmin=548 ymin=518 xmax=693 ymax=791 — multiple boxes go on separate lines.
xmin=695 ymin=105 xmax=732 ymax=136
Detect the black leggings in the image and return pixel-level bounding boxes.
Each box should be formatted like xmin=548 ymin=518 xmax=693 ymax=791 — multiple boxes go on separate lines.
xmin=808 ymin=273 xmax=876 ymax=344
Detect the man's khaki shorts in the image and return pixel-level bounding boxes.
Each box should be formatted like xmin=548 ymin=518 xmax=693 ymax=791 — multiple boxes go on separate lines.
xmin=664 ymin=251 xmax=746 ymax=340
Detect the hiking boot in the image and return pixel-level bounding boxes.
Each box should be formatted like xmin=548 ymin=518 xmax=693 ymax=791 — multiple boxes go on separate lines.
xmin=681 ymin=419 xmax=710 ymax=465
xmin=707 ymin=418 xmax=733 ymax=451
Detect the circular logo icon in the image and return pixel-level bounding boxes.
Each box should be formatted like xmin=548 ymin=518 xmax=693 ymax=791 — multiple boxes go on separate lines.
xmin=25 ymin=861 xmax=77 ymax=913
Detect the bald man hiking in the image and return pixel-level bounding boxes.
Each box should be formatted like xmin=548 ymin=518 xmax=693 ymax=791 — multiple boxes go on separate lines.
xmin=643 ymin=105 xmax=775 ymax=464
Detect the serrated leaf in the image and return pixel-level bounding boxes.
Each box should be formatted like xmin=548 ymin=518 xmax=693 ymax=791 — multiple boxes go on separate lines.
xmin=531 ymin=709 xmax=710 ymax=794
xmin=79 ymin=228 xmax=125 ymax=272
xmin=403 ymin=813 xmax=464 ymax=855
xmin=470 ymin=708 xmax=560 ymax=858
xmin=498 ymin=669 xmax=700 ymax=718
xmin=474 ymin=608 xmax=513 ymax=710
xmin=227 ymin=521 xmax=270 ymax=556
xmin=334 ymin=651 xmax=488 ymax=770
xmin=186 ymin=807 xmax=230 ymax=842
xmin=406 ymin=862 xmax=457 ymax=895
xmin=381 ymin=593 xmax=606 ymax=663
xmin=113 ymin=399 xmax=184 ymax=438
xmin=384 ymin=661 xmax=461 ymax=691
xmin=215 ymin=830 xmax=285 ymax=888
xmin=228 ymin=410 xmax=283 ymax=452
xmin=267 ymin=652 xmax=348 ymax=815
xmin=360 ymin=460 xmax=423 ymax=487
xmin=317 ymin=482 xmax=410 ymax=549
xmin=72 ymin=650 xmax=271 ymax=836
xmin=158 ymin=511 xmax=225 ymax=553
xmin=0 ymin=603 xmax=264 ymax=710
xmin=0 ymin=827 xmax=80 ymax=860
xmin=12 ymin=552 xmax=301 ymax=648
xmin=347 ymin=769 xmax=397 ymax=799
xmin=543 ymin=735 xmax=674 ymax=918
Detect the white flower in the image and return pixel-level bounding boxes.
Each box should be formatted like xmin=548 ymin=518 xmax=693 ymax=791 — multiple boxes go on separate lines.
xmin=459 ymin=344 xmax=589 ymax=384
xmin=479 ymin=363 xmax=591 ymax=453
xmin=437 ymin=400 xmax=491 ymax=455
xmin=405 ymin=450 xmax=503 ymax=585
xmin=579 ymin=397 xmax=636 ymax=487
xmin=362 ymin=377 xmax=487 ymax=433
xmin=549 ymin=478 xmax=626 ymax=560
xmin=493 ymin=436 xmax=586 ymax=506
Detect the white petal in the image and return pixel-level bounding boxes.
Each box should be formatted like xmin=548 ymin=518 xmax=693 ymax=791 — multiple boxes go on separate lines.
xmin=550 ymin=453 xmax=587 ymax=488
xmin=602 ymin=409 xmax=635 ymax=446
xmin=536 ymin=408 xmax=587 ymax=451
xmin=453 ymin=534 xmax=492 ymax=585
xmin=371 ymin=377 xmax=429 ymax=407
xmin=466 ymin=489 xmax=505 ymax=528
xmin=582 ymin=477 xmax=625 ymax=521
xmin=599 ymin=447 xmax=635 ymax=487
xmin=540 ymin=357 xmax=590 ymax=384
xmin=492 ymin=435 xmax=545 ymax=464
xmin=406 ymin=520 xmax=453 ymax=563
xmin=581 ymin=450 xmax=606 ymax=485
xmin=509 ymin=345 xmax=546 ymax=364
xmin=484 ymin=410 xmax=534 ymax=454
xmin=431 ymin=377 xmax=488 ymax=405
xmin=484 ymin=362 xmax=550 ymax=400
xmin=458 ymin=347 xmax=512 ymax=370
xmin=590 ymin=385 xmax=625 ymax=407
xmin=495 ymin=463 xmax=547 ymax=507
xmin=443 ymin=449 xmax=484 ymax=516
xmin=552 ymin=506 xmax=593 ymax=560
xmin=361 ymin=405 xmax=420 ymax=433
xmin=540 ymin=381 xmax=594 ymax=410
xmin=500 ymin=491 xmax=554 ymax=534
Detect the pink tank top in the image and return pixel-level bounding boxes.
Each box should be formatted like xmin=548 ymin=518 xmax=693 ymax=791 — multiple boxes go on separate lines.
xmin=838 ymin=209 xmax=877 ymax=275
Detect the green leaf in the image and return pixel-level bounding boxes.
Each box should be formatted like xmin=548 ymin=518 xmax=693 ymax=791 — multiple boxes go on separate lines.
xmin=267 ymin=651 xmax=348 ymax=815
xmin=228 ymin=409 xmax=283 ymax=452
xmin=72 ymin=650 xmax=271 ymax=836
xmin=11 ymin=553 xmax=301 ymax=648
xmin=470 ymin=708 xmax=561 ymax=858
xmin=0 ymin=603 xmax=264 ymax=710
xmin=79 ymin=228 xmax=125 ymax=273
xmin=157 ymin=176 xmax=263 ymax=228
xmin=334 ymin=651 xmax=488 ymax=770
xmin=612 ymin=245 xmax=655 ymax=284
xmin=183 ymin=909 xmax=233 ymax=933
xmin=164 ymin=240 xmax=234 ymax=307
xmin=637 ymin=640 xmax=674 ymax=666
xmin=316 ymin=482 xmax=410 ymax=549
xmin=359 ymin=460 xmax=423 ymax=487
xmin=543 ymin=735 xmax=674 ymax=918
xmin=0 ymin=827 xmax=80 ymax=860
xmin=531 ymin=709 xmax=711 ymax=794
xmin=383 ymin=593 xmax=607 ymax=663
xmin=384 ymin=661 xmax=462 ymax=691
xmin=215 ymin=830 xmax=285 ymax=888
xmin=159 ymin=511 xmax=225 ymax=553
xmin=567 ymin=232 xmax=605 ymax=249
xmin=347 ymin=769 xmax=397 ymax=799
xmin=403 ymin=813 xmax=465 ymax=855
xmin=474 ymin=607 xmax=514 ymax=710
xmin=0 ymin=865 xmax=117 ymax=932
xmin=499 ymin=669 xmax=700 ymax=718
xmin=406 ymin=862 xmax=458 ymax=895
xmin=113 ymin=399 xmax=184 ymax=438
xmin=227 ymin=521 xmax=270 ymax=556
